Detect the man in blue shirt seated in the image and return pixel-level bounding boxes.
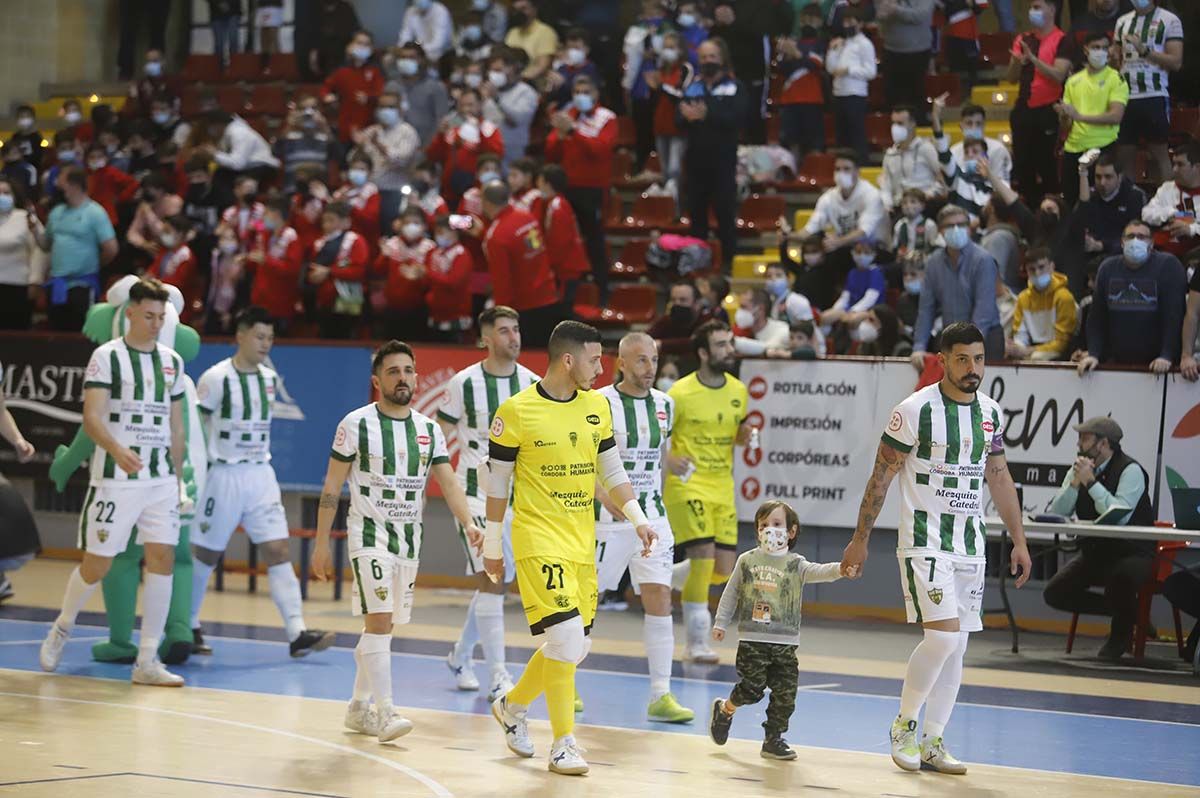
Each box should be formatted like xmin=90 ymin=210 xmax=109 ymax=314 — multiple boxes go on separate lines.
xmin=1043 ymin=416 xmax=1156 ymax=661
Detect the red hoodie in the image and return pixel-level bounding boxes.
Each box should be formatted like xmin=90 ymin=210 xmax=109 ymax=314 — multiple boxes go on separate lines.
xmin=425 ymin=120 xmax=504 ymax=195
xmin=309 ymin=230 xmax=368 ymax=309
xmin=543 ymin=194 xmax=590 ymax=284
xmin=249 ymin=226 xmax=304 ymax=321
xmin=482 ymin=204 xmax=558 ymax=311
xmin=544 ymin=106 xmax=617 ymax=189
xmin=322 ymin=63 xmax=385 ymax=143
xmin=147 ymin=244 xmax=197 ymax=297
xmin=374 ymin=235 xmax=434 ymax=310
xmin=425 ymin=242 xmax=474 ymax=324
xmin=88 ymin=165 xmax=139 ymax=225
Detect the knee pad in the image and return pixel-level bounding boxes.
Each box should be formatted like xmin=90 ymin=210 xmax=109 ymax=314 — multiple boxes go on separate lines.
xmin=922 ymin=628 xmax=961 ymax=659
xmin=576 ymin=636 xmax=592 ymax=666
xmin=542 ymin=615 xmax=585 ymax=663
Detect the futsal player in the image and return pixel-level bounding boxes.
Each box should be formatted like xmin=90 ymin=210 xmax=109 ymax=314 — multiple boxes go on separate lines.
xmin=485 ymin=321 xmax=657 ymax=775
xmin=310 ymin=340 xmax=483 ymax=743
xmin=190 ymin=306 xmax=335 ymax=657
xmin=663 ymin=320 xmax=753 ymax=663
xmin=40 ymin=278 xmax=189 ymax=686
xmin=594 ymin=333 xmax=694 ymax=722
xmin=438 ymin=306 xmax=540 ymax=700
xmin=840 ymin=322 xmax=1032 ymax=774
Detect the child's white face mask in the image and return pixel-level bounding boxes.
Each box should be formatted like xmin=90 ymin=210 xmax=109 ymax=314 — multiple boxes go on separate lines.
xmin=758 ymin=525 xmax=790 ymax=555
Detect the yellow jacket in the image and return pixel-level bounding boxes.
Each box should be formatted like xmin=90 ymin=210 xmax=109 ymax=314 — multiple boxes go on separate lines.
xmin=1011 ymin=271 xmax=1078 ymax=358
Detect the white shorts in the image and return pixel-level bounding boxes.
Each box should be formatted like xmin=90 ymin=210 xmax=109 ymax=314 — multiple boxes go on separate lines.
xmin=595 ymin=516 xmax=675 ymax=594
xmin=898 ymin=553 xmax=985 ymax=632
xmin=79 ymin=481 xmax=180 ymax=557
xmin=195 ymin=462 xmax=289 ymax=552
xmin=457 ymin=497 xmax=515 ymax=583
xmin=255 ymin=7 xmax=283 ymax=27
xmin=350 ymin=553 xmax=418 ymax=624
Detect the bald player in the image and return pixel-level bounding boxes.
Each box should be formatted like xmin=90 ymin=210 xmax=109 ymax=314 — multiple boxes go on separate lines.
xmin=594 ymin=333 xmax=694 ymax=723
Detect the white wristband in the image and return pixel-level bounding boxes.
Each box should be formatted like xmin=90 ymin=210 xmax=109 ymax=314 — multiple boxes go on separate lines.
xmin=483 ymin=519 xmax=504 ymax=559
xmin=622 ymin=499 xmax=650 ymax=529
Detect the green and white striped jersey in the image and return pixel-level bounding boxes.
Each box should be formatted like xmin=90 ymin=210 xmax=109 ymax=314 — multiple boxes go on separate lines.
xmin=1115 ymin=7 xmax=1183 ymax=99
xmin=437 ymin=361 xmax=540 ymax=499
xmin=195 ymin=358 xmax=278 ymax=464
xmin=330 ymin=403 xmax=450 ymax=560
xmin=83 ymin=338 xmax=186 ymax=486
xmin=880 ymin=383 xmax=1004 ymax=561
xmin=596 ymin=385 xmax=673 ymax=523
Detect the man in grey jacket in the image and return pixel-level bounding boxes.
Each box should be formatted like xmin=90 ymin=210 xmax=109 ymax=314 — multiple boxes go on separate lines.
xmin=483 ymin=50 xmax=539 ymax=169
xmin=876 ymin=0 xmax=935 ymax=122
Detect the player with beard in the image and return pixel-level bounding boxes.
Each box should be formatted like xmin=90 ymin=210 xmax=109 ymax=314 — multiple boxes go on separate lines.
xmin=311 ymin=340 xmax=483 ymax=743
xmin=840 ymin=322 xmax=1032 ymax=775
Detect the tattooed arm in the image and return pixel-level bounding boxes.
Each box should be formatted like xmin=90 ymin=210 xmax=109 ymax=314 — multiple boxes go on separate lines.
xmin=985 ymin=451 xmax=1032 ymax=588
xmin=840 ymin=441 xmax=906 ymax=578
xmin=311 ymin=457 xmax=352 ymax=581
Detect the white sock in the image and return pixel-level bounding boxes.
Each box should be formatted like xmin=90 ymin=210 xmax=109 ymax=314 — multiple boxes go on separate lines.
xmin=682 ymin=601 xmax=711 ymax=646
xmin=474 ymin=591 xmax=507 ymax=678
xmin=55 ymin=567 xmax=100 ymax=631
xmin=455 ymin=591 xmax=479 ymax=662
xmin=358 ymin=632 xmax=394 ymax=714
xmin=137 ymin=572 xmax=174 ymax=665
xmin=671 ymin=560 xmax=691 ymax=591
xmin=267 ymin=562 xmax=306 ymax=641
xmin=190 ymin=558 xmax=217 ymax=629
xmin=643 ymin=613 xmax=674 ymax=700
xmin=352 ymin=640 xmax=372 ymax=702
xmin=898 ymin=629 xmax=961 ymax=721
xmin=923 ymin=631 xmax=969 ymax=739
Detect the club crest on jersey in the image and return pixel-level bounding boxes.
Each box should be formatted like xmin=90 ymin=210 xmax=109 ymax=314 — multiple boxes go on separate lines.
xmin=554 ymin=594 xmax=570 ymax=608
xmin=592 ymin=431 xmax=600 ymax=446
xmin=417 ymin=434 xmax=431 ymax=446
xmin=490 ymin=416 xmax=505 ymax=437
xmin=569 ymin=431 xmax=578 ymax=447
xmin=928 ymin=588 xmax=943 ymax=605
xmin=97 ymin=529 xmax=109 ymax=543
xmin=200 ymin=522 xmax=210 ymax=533
xmin=888 ymin=411 xmax=903 ymax=432
xmin=375 ymin=587 xmax=389 ymax=601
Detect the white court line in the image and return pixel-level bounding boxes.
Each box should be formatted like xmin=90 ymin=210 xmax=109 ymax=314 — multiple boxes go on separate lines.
xmin=0 ymin=689 xmax=453 ymax=798
xmin=0 ymin=636 xmax=105 ymax=646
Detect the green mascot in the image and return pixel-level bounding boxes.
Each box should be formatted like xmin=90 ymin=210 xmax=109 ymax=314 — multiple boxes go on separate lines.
xmin=49 ymin=276 xmax=207 ymax=665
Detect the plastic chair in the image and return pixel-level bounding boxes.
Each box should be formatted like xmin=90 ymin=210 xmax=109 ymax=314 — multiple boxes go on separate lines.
xmin=924 ymin=74 xmax=964 ymax=107
xmin=795 ymin=152 xmax=836 ymax=189
xmin=226 ymin=53 xmax=266 ymax=83
xmin=182 ymin=54 xmax=222 ymax=84
xmin=865 ymin=113 xmax=893 ymax=152
xmin=736 ymin=194 xmax=785 ymax=232
xmin=623 ymin=195 xmax=677 ymax=229
xmin=1171 ymin=106 xmax=1200 ymax=138
xmin=610 ymin=149 xmax=633 ymax=181
xmin=572 ymin=282 xmax=602 ymax=321
xmin=616 ymin=116 xmax=636 ymax=149
xmin=611 ymin=239 xmax=650 ymax=279
xmin=980 ymin=33 xmax=1014 ymax=68
xmin=604 ymin=284 xmax=659 ymax=325
xmin=246 ymin=84 xmax=288 ymax=117
xmin=215 ymin=85 xmax=246 ymax=115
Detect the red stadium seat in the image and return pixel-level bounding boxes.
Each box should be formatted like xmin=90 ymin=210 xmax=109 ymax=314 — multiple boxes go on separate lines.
xmin=1172 ymin=105 xmax=1200 ymax=138
xmin=611 ymin=239 xmax=650 ymax=279
xmin=226 ymin=53 xmax=265 ymax=83
xmin=924 ymin=73 xmax=963 ymax=107
xmin=182 ymin=54 xmax=222 ymax=84
xmin=737 ymin=194 xmax=786 ymax=232
xmin=796 ymin=152 xmax=836 ymax=189
xmin=980 ymin=32 xmax=1013 ymax=68
xmin=215 ymin=85 xmax=246 ymax=115
xmin=623 ymin=195 xmax=677 ymax=229
xmin=573 ymin=282 xmax=602 ymax=320
xmin=616 ymin=116 xmax=636 ymax=149
xmin=605 ymin=284 xmax=658 ymax=325
xmin=266 ymin=53 xmax=302 ymax=82
xmin=865 ymin=112 xmax=893 ymax=152
xmin=246 ymin=84 xmax=288 ymax=117
xmin=604 ymin=189 xmax=623 ymax=227
xmin=611 ymin=149 xmax=633 ymax=181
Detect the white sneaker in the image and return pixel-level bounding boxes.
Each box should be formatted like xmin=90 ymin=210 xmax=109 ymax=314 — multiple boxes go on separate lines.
xmin=921 ymin=736 xmax=968 ymax=774
xmin=491 ymin=696 xmax=534 ymax=758
xmin=487 ymin=671 xmax=515 ymax=703
xmin=131 ymin=659 xmax=185 ymax=687
xmin=686 ymin=642 xmax=720 ymax=665
xmin=446 ymin=644 xmax=480 ymax=691
xmin=377 ymin=710 xmax=414 ymax=742
xmin=548 ymin=735 xmax=589 ymax=775
xmin=39 ymin=623 xmax=69 ymax=672
xmin=890 ymin=716 xmax=920 ymax=772
xmin=343 ymin=700 xmax=380 ymax=735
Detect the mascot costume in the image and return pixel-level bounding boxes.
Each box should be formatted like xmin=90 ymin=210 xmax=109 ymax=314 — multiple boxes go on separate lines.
xmin=49 ymin=276 xmax=207 ymax=664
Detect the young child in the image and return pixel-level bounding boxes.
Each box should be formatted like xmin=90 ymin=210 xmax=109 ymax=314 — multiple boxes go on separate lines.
xmin=373 ymin=206 xmax=433 ymax=340
xmin=424 ymin=215 xmax=473 ymax=340
xmin=710 ymin=500 xmax=843 ymax=760
xmin=333 ymin=153 xmax=382 ymax=253
xmin=891 ymin=188 xmax=938 ymax=258
xmin=147 ymin=215 xmax=197 ymax=298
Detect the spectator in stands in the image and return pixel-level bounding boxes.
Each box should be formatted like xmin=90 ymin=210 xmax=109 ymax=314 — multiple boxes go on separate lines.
xmin=537 ymin=164 xmax=589 ymax=305
xmin=1070 ymin=0 xmax=1124 ymax=51
xmin=1163 ymin=567 xmax=1200 ymax=666
xmin=1078 ymin=218 xmax=1186 ymax=373
xmin=623 ymin=1 xmax=672 ymax=173
xmin=257 ymin=0 xmax=284 ymax=64
xmin=273 ymin=95 xmax=341 ymax=196
xmin=289 ymin=176 xmax=330 ymax=257
xmin=545 ymin=74 xmax=617 ymax=299
xmin=1183 ymin=264 xmax=1200 ymax=380
xmin=1007 ymin=246 xmax=1078 ymax=360
xmin=1056 ymin=31 xmax=1128 ymax=206
xmin=457 ymin=11 xmax=497 ymax=63
xmin=879 ymin=104 xmax=944 ymax=213
xmin=892 ymin=188 xmax=938 ymax=257
xmin=649 ymin=280 xmax=705 ymax=355
xmin=247 ymin=200 xmax=304 ymax=334
xmin=678 ymin=39 xmax=746 ymax=271
xmin=509 ymin=158 xmax=542 ymax=216
xmin=1044 ymin=416 xmax=1155 ymax=661
xmin=648 ymin=31 xmax=694 ymax=192
xmin=456 ymin=152 xmax=501 ymax=230
xmin=547 ymin=28 xmax=604 ymax=111
xmin=425 ymin=215 xmax=474 ymax=340
xmin=386 ymin=43 xmax=450 ymax=151
xmin=308 ymin=0 xmax=362 ymax=79
xmin=149 ymin=96 xmax=191 ymax=153
xmin=932 ymin=99 xmax=993 ymax=220
xmin=203 ymin=111 xmax=280 ymax=194
xmin=146 ymin=215 xmax=198 ymax=296
xmin=1008 ymin=0 xmax=1072 ymax=197
xmin=117 ymin=0 xmax=169 ymax=81
xmin=206 ymin=227 xmax=244 ymax=333
xmin=826 ymin=8 xmax=877 ymax=162
xmin=764 ymin=261 xmax=827 ymax=354
xmin=126 ymin=172 xmax=183 ymax=264
xmin=374 ymin=206 xmax=433 ymax=340
xmin=209 ymin=0 xmax=242 ymax=69
xmin=822 ymin=238 xmax=886 ymax=331
xmin=733 ymin=287 xmax=791 ymax=355
xmin=2 ymin=142 xmax=38 ymax=203
xmin=124 ymin=122 xmax=163 ymax=180
xmin=41 ymin=131 xmax=79 ymax=207
xmin=96 ymin=127 xmax=130 ymax=175
xmin=897 ymin=253 xmax=924 ymax=334
xmin=981 ymin=158 xmax=1075 ymax=287
xmin=766 ymin=319 xmax=821 ymax=359
xmin=85 ymin=144 xmax=139 ymax=227
xmin=505 ymin=0 xmax=560 ymax=82
xmin=354 ymin=92 xmax=421 ymax=234
xmin=483 ymin=48 xmax=540 ymax=169
xmin=405 ymin=159 xmax=451 ymax=224
xmin=911 ymin=203 xmax=1004 ymax=365
xmin=181 ymin=154 xmax=223 ymax=264
xmin=1075 ymin=151 xmax=1146 ymax=257
xmin=398 ymin=0 xmax=454 ymax=63
xmin=218 ymin=174 xmax=266 ymax=252
xmin=11 ymin=105 xmax=46 ymax=172
xmin=776 ymin=6 xmax=827 ymax=163
xmin=333 ymin=153 xmax=382 ymax=251
xmin=943 ymin=0 xmax=986 ymax=94
xmin=1114 ymin=0 xmax=1183 ymax=183
xmin=1141 ymin=139 xmax=1200 ymax=259
xmin=480 ymin=181 xmax=561 ymax=346
xmin=427 ymin=87 xmax=504 ymax=204
xmin=125 ymin=48 xmax=170 ymax=120
xmin=30 ymin=166 xmax=117 ymax=330
xmin=472 ymin=0 xmax=508 ymax=45
xmin=656 ymin=355 xmax=682 ymax=390
xmin=876 ymin=0 xmax=934 ymax=119
xmin=307 ymin=200 xmax=368 ymax=338
xmin=952 ymin=104 xmax=1013 ymax=183
xmin=322 ymin=31 xmax=385 ymax=145
xmin=978 ymin=196 xmax=1024 ymax=291
xmin=712 ymin=2 xmax=790 ymax=144
xmin=0 ymin=178 xmax=46 ymax=330
xmin=60 ymin=99 xmax=93 ymax=146
xmin=695 ymin=273 xmax=731 ymax=324
xmin=803 ymin=150 xmax=888 ymax=278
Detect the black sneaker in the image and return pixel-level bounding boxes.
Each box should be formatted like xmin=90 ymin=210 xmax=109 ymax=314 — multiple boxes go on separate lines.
xmin=761 ymin=735 xmax=797 ymax=760
xmin=162 ymin=639 xmax=192 ymax=666
xmin=709 ymin=699 xmax=732 ymax=745
xmin=1097 ymin=636 xmax=1129 ymax=662
xmin=192 ymin=628 xmax=213 ymax=655
xmin=290 ymin=629 xmax=336 ymax=658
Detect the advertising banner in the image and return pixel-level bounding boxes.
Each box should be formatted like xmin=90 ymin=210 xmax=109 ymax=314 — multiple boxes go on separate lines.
xmin=1160 ymin=375 xmax=1200 ymax=524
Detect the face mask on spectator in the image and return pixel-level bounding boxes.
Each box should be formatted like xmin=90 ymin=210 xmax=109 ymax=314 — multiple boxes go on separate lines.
xmin=758 ymin=525 xmax=789 ymax=555
xmin=411 ymin=178 xmax=430 ymax=194
xmin=58 ymin=149 xmax=77 ymax=163
xmin=844 ymin=24 xmax=861 ymax=37
xmin=565 ymin=48 xmax=586 ymax=66
xmin=436 ymin=233 xmax=456 ymax=248
xmin=377 ymin=107 xmax=400 ymax=126
xmin=734 ymin=307 xmax=755 ymax=329
xmin=160 ymin=232 xmax=178 ymax=249
xmin=351 ymin=45 xmax=372 ymax=62
xmin=1123 ymin=237 xmax=1149 ymax=263
xmin=854 ymin=320 xmax=879 ymax=343
xmin=890 ymin=124 xmax=909 ymax=145
xmin=219 ymin=240 xmax=239 ymax=254
xmin=402 ymin=222 xmax=424 ymax=240
xmin=478 ymin=169 xmax=500 ymax=184
xmin=64 ymin=110 xmax=82 ymax=125
xmin=655 ymin=376 xmax=676 ymax=391
xmin=574 ymin=93 xmax=595 ymax=113
xmin=415 ymin=0 xmax=432 ymax=10
xmin=458 ymin=120 xmax=481 ymax=143
xmin=699 ymin=61 xmax=720 ymax=78
xmin=88 ymin=157 xmax=106 ymax=171
xmin=17 ymin=116 xmax=34 ymax=131
xmin=510 ymin=10 xmax=528 ymax=26
xmin=669 ymin=303 xmax=693 ymax=323
xmin=660 ymin=47 xmax=680 ymax=63
xmin=348 ymin=168 xmax=369 ymax=187
xmin=397 ymin=58 xmax=420 ymax=76
xmin=961 ymin=124 xmax=984 ymax=141
xmin=1088 ymin=48 xmax=1109 ymax=69
xmin=465 ymin=73 xmax=484 ymax=88
xmin=943 ymin=224 xmax=970 ymax=249
xmin=472 ymin=0 xmax=490 ymax=9
xmin=1131 ymin=0 xmax=1150 ymax=10
xmin=834 ymin=170 xmax=855 ymax=191
xmin=463 ymin=24 xmax=482 ymax=41
xmin=1032 ymin=272 xmax=1052 ymax=290
xmin=1028 ymin=8 xmax=1045 ymax=27
xmin=853 ymin=251 xmax=875 ymax=269
xmin=964 ymin=159 xmax=979 ymax=174
xmin=152 ymin=110 xmax=171 ymax=126
xmin=145 ymin=60 xmax=162 ymax=77
xmin=0 ymin=194 xmax=13 ymax=213
xmin=488 ymin=69 xmax=508 ymax=88
xmin=765 ymin=276 xmax=788 ymax=298
xmin=904 ymin=277 xmax=922 ymax=295
xmin=678 ymin=12 xmax=697 ymax=27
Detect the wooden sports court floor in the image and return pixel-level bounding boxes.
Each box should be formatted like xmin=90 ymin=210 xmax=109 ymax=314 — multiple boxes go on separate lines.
xmin=2 ymin=559 xmax=1198 ymax=797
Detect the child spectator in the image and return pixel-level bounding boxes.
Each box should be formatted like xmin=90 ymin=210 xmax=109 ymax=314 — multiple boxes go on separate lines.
xmin=219 ymin=175 xmax=266 ymax=252
xmin=823 ymin=238 xmax=885 ymax=324
xmin=650 ymin=31 xmax=695 ymax=191
xmin=96 ymin=127 xmax=130 ymax=174
xmin=373 ymin=206 xmax=433 ymax=340
xmin=780 ymin=233 xmax=839 ymax=312
xmin=333 ymin=152 xmax=382 ymax=252
xmin=1007 ymin=247 xmax=1078 ymax=361
xmin=207 ymin=226 xmax=245 ymax=334
xmin=61 ymin=99 xmax=94 ymax=146
xmin=274 ymin=95 xmax=342 ymax=195
xmin=2 ymin=142 xmax=38 ymax=202
xmin=940 ymin=0 xmax=987 ymax=94
xmin=404 ymin=159 xmax=450 ymax=227
xmin=85 ymin=144 xmax=139 ymax=226
xmin=675 ymin=1 xmax=708 ymax=57
xmin=546 ymin=28 xmax=603 ymax=109
xmin=289 ymin=176 xmax=329 ymax=257
xmin=897 ymin=254 xmax=925 ymax=336
xmin=425 ymin=215 xmax=474 ymax=340
xmin=825 ymin=8 xmax=876 ymax=163
xmin=767 ymin=320 xmax=821 ymax=360
xmin=537 ymin=164 xmax=589 ymax=305
xmin=247 ymin=200 xmax=304 ymax=333
xmin=776 ymin=5 xmax=828 ymax=162
xmin=508 ymin=157 xmax=543 ymax=216
xmin=764 ymin=262 xmax=827 ymax=355
xmin=307 ymin=201 xmax=369 ymax=339
xmin=696 ymin=273 xmax=731 ymax=324
xmin=892 ymin=188 xmax=939 ymax=258
xmin=710 ymin=500 xmax=843 ymax=761
xmin=146 ymin=215 xmax=198 ymax=298
xmin=322 ymin=31 xmax=385 ymax=145
xmin=11 ymin=105 xmax=46 ymax=171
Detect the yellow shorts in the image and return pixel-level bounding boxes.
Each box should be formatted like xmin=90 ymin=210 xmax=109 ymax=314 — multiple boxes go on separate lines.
xmin=514 ymin=556 xmax=598 ymax=635
xmin=665 ymin=499 xmax=738 ymax=551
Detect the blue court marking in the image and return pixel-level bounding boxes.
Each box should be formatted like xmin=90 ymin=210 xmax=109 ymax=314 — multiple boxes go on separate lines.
xmin=1 ymin=618 xmax=1198 ymax=787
